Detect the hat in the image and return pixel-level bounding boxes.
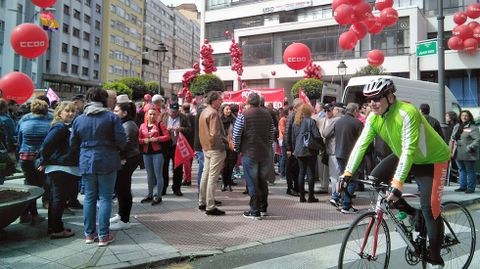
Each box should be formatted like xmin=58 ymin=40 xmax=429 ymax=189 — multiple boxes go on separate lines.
xmin=152 ymin=94 xmax=163 ymax=103
xmin=116 ymin=94 xmax=131 ymax=104
xmin=324 ymin=103 xmax=333 ymax=111
xmin=170 ymin=103 xmax=179 ymax=111
xmin=334 ymin=102 xmax=345 ymax=109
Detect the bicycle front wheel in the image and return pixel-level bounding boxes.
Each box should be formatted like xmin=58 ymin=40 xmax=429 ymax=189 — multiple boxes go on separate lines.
xmin=338 ymin=211 xmax=391 ymax=269
xmin=441 ymin=201 xmax=476 ymax=269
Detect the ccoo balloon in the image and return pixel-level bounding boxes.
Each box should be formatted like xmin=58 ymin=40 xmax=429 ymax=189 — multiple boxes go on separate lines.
xmin=31 ymin=0 xmax=57 ymax=8
xmin=0 ymin=72 xmax=34 ymax=104
xmin=350 ymin=22 xmax=367 ymax=40
xmin=334 ymin=4 xmax=355 ymax=25
xmin=283 ymin=43 xmax=311 ymax=70
xmin=466 ymin=3 xmax=480 ymax=19
xmin=453 ymin=11 xmax=468 ymax=25
xmin=367 ymin=50 xmax=385 ymax=66
xmin=339 ymin=31 xmax=358 ymax=51
xmin=375 ymin=0 xmax=394 ymax=11
xmin=353 ymin=1 xmax=372 ymax=21
xmin=463 ymin=38 xmax=478 ymax=54
xmin=10 ymin=23 xmax=49 ymax=59
xmin=378 ymin=7 xmax=399 ymax=27
xmin=448 ymin=36 xmax=464 ymax=50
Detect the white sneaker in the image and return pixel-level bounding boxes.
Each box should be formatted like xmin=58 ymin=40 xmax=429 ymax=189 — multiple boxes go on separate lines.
xmin=110 ymin=220 xmax=131 ymax=231
xmin=428 ymin=265 xmax=444 ymax=269
xmin=341 ymin=207 xmax=359 ymax=214
xmin=109 ymin=214 xmax=121 ymax=224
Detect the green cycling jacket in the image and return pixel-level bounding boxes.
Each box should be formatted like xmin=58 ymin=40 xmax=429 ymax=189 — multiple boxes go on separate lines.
xmin=345 ymin=100 xmax=450 ymax=183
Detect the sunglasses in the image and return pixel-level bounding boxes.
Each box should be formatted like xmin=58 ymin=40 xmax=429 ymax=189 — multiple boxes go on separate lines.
xmin=366 ymin=95 xmax=386 ymax=103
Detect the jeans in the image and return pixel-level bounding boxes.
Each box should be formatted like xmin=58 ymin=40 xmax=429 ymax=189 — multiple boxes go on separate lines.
xmin=455 ymin=160 xmax=477 ymax=191
xmin=83 ymin=171 xmax=117 ymax=239
xmin=279 ymin=144 xmax=287 ymax=177
xmin=19 ymin=159 xmax=46 ymax=216
xmin=115 ymin=155 xmax=140 ymax=223
xmin=199 ymin=149 xmax=226 ymax=210
xmin=48 ymin=171 xmax=78 ymax=233
xmin=163 ymin=146 xmax=183 ymax=193
xmin=297 ymin=156 xmax=317 ymax=196
xmin=222 ymin=150 xmax=237 ymax=186
xmin=286 ymin=154 xmax=299 ymax=192
xmin=196 ymin=150 xmax=204 ymax=192
xmin=144 ymin=153 xmax=164 ymax=199
xmin=242 ymin=156 xmax=271 ymax=214
xmin=336 ymin=158 xmax=356 ymax=210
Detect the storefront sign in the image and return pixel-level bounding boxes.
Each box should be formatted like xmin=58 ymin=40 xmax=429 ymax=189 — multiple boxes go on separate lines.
xmin=262 ymin=1 xmax=312 ymax=14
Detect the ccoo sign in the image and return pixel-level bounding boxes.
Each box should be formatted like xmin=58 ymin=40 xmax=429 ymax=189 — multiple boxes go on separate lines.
xmin=10 ymin=23 xmax=49 ymax=59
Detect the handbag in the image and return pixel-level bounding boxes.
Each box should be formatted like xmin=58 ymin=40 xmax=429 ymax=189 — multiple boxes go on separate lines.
xmin=303 ymin=130 xmax=322 ymax=151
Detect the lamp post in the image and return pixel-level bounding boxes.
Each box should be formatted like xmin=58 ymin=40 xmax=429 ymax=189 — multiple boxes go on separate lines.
xmin=154 ymin=42 xmax=168 ymax=94
xmin=337 ymin=60 xmax=348 ymax=94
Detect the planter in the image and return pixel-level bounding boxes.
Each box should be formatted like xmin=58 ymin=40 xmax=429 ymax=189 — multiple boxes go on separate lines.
xmin=0 ymin=184 xmax=44 ymax=229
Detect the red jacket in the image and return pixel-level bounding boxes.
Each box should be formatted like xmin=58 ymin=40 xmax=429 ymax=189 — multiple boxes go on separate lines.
xmin=138 ymin=121 xmax=170 ymax=153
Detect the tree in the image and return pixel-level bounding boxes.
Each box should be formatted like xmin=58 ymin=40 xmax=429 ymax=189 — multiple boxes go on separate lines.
xmin=103 ymin=82 xmax=133 ymax=98
xmin=189 ymin=74 xmax=225 ymax=96
xmin=119 ymin=77 xmax=146 ymax=100
xmin=291 ymin=78 xmax=324 ymax=99
xmin=353 ymin=65 xmax=389 ymax=77
xmin=145 ymin=81 xmax=159 ymax=95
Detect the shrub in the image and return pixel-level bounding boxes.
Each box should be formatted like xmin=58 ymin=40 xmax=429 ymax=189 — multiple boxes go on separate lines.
xmin=353 ymin=65 xmax=388 ymax=77
xmin=291 ymin=78 xmax=323 ymax=99
xmin=189 ymin=74 xmax=225 ymax=96
xmin=119 ymin=77 xmax=146 ymax=100
xmin=145 ymin=81 xmax=160 ymax=95
xmin=103 ymin=82 xmax=133 ymax=99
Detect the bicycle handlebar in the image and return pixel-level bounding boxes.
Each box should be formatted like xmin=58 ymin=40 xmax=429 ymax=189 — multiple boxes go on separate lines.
xmin=359 ymin=176 xmax=390 ymax=191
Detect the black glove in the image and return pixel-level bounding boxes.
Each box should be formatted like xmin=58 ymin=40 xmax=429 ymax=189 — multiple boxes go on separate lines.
xmin=337 ymin=175 xmax=352 ymax=193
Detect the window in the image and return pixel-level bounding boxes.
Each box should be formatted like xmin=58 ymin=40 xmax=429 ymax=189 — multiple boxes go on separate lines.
xmin=83 ymin=31 xmax=90 ymax=41
xmin=83 ymin=49 xmax=89 ymax=58
xmin=74 ymin=9 xmax=81 ymax=19
xmin=62 ymin=43 xmax=68 ymax=53
xmin=72 ymin=46 xmax=79 ymax=56
xmin=82 ymin=67 xmax=89 ymax=76
xmin=62 ymin=23 xmax=69 ymax=33
xmin=84 ymin=14 xmax=91 ymax=24
xmin=85 ymin=0 xmax=91 ymax=7
xmin=73 ymin=27 xmax=80 ymax=37
xmin=94 ymin=36 xmax=100 ymax=46
xmin=94 ymin=53 xmax=99 ymax=63
xmin=64 ymin=5 xmax=70 ymax=15
xmin=95 ymin=20 xmax=101 ymax=30
xmin=71 ymin=65 xmax=78 ymax=74
xmin=93 ymin=70 xmax=99 ymax=79
xmin=96 ymin=4 xmax=101 ymax=14
xmin=61 ymin=62 xmax=68 ymax=72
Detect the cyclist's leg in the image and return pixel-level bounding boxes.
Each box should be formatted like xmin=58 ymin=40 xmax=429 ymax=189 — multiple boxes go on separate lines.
xmin=414 ymin=165 xmax=445 ymax=265
xmin=370 ymin=153 xmax=397 ymax=184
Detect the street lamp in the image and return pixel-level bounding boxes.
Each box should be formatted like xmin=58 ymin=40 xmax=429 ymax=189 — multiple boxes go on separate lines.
xmin=154 ymin=42 xmax=168 ymax=94
xmin=337 ymin=60 xmax=348 ymax=93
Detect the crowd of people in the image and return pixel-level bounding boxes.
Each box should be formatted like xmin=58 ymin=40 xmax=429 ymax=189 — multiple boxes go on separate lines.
xmin=0 ymin=83 xmax=478 ymax=250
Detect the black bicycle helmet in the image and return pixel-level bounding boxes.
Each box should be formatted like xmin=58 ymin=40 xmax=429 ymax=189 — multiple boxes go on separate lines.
xmin=363 ymin=78 xmax=396 ymax=97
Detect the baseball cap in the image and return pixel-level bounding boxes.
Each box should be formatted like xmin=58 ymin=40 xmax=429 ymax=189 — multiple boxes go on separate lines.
xmin=170 ymin=103 xmax=179 ymax=111
xmin=324 ymin=103 xmax=333 ymax=111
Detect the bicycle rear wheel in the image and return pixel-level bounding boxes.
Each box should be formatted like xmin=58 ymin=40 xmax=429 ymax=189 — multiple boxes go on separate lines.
xmin=441 ymin=201 xmax=476 ymax=269
xmin=338 ymin=211 xmax=391 ymax=269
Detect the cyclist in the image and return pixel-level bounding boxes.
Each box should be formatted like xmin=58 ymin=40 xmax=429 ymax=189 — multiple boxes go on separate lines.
xmin=340 ymin=77 xmax=450 ymax=268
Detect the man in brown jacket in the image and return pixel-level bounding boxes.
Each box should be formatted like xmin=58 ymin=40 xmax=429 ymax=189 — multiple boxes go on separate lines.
xmin=198 ymin=91 xmax=227 ymax=216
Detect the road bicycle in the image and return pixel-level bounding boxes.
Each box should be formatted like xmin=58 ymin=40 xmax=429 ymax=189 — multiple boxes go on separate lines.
xmin=338 ymin=176 xmax=476 ymax=269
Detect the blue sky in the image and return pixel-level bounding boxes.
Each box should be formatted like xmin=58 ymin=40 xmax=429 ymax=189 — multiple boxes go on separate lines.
xmin=161 ymin=0 xmax=196 ymax=6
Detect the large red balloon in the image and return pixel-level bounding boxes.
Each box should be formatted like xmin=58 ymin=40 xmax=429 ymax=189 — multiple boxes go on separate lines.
xmin=332 ymin=0 xmax=350 ymax=12
xmin=367 ymin=50 xmax=385 ymax=66
xmin=353 ymin=1 xmax=372 ymax=21
xmin=468 ymin=21 xmax=480 ymax=30
xmin=375 ymin=0 xmax=393 ymax=11
xmin=448 ymin=36 xmax=464 ymax=50
xmin=378 ymin=7 xmax=399 ymax=27
xmin=463 ymin=38 xmax=478 ymax=54
xmin=283 ymin=43 xmax=311 ymax=70
xmin=453 ymin=25 xmax=473 ymax=39
xmin=339 ymin=31 xmax=358 ymax=51
xmin=473 ymin=26 xmax=480 ymax=42
xmin=362 ymin=16 xmax=377 ymax=30
xmin=334 ymin=4 xmax=355 ymax=25
xmin=368 ymin=17 xmax=384 ymax=34
xmin=0 ymin=72 xmax=34 ymax=104
xmin=453 ymin=12 xmax=468 ymax=25
xmin=31 ymin=0 xmax=57 ymax=8
xmin=10 ymin=23 xmax=49 ymax=59
xmin=466 ymin=3 xmax=480 ymax=19
xmin=350 ymin=22 xmax=367 ymax=40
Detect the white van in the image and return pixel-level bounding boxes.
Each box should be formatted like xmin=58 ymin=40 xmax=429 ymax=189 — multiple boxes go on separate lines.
xmin=342 ymin=76 xmax=461 ymax=120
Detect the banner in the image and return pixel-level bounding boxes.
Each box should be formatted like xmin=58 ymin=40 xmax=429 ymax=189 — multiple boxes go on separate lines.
xmin=46 ymin=88 xmax=59 ymax=104
xmin=222 ymin=88 xmax=284 ymax=109
xmin=174 ymin=132 xmax=195 ymax=168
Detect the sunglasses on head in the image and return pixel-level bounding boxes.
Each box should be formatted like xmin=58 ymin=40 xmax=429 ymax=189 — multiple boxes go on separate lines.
xmin=366 ymin=95 xmax=386 ymax=102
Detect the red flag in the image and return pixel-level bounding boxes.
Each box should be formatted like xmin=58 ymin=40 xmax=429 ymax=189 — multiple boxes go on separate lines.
xmin=174 ymin=132 xmax=195 ymax=168
xmin=298 ymin=87 xmax=310 ymax=104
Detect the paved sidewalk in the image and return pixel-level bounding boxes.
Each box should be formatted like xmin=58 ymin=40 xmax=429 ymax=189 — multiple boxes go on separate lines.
xmin=1 ymin=164 xmax=479 ymax=269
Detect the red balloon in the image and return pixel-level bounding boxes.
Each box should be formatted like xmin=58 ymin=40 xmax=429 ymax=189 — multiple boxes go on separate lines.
xmin=362 ymin=16 xmax=377 ymax=30
xmin=350 ymin=22 xmax=367 ymax=40
xmin=448 ymin=36 xmax=464 ymax=50
xmin=225 ymin=30 xmax=230 ymax=37
xmin=468 ymin=21 xmax=480 ymax=30
xmin=271 ymin=71 xmax=276 ymax=76
xmin=463 ymin=38 xmax=478 ymax=54
xmin=339 ymin=31 xmax=358 ymax=51
xmin=367 ymin=50 xmax=385 ymax=66
xmin=453 ymin=25 xmax=473 ymax=39
xmin=375 ymin=0 xmax=393 ymax=11
xmin=466 ymin=3 xmax=480 ymax=19
xmin=334 ymin=4 xmax=355 ymax=25
xmin=368 ymin=17 xmax=384 ymax=34
xmin=453 ymin=12 xmax=468 ymax=25
xmin=378 ymin=7 xmax=398 ymax=27
xmin=31 ymin=0 xmax=57 ymax=8
xmin=473 ymin=26 xmax=480 ymax=42
xmin=353 ymin=1 xmax=372 ymax=21
xmin=283 ymin=43 xmax=311 ymax=70
xmin=332 ymin=0 xmax=350 ymax=11
xmin=0 ymin=72 xmax=34 ymax=104
xmin=10 ymin=23 xmax=49 ymax=59
xmin=348 ymin=0 xmax=362 ymax=4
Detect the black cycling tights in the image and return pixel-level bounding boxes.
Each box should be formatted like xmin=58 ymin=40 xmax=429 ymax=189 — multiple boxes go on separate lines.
xmin=371 ymin=153 xmax=445 ymax=263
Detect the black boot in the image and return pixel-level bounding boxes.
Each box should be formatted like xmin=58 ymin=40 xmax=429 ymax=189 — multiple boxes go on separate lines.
xmin=307 ymin=180 xmax=319 ymax=203
xmin=299 ymin=190 xmax=306 ymax=203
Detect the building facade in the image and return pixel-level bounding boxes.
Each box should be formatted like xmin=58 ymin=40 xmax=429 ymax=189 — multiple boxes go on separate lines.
xmin=169 ymin=0 xmax=480 ymax=108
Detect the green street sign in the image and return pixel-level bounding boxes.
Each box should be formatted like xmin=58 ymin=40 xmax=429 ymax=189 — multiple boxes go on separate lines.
xmin=416 ymin=39 xmax=437 ymax=57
